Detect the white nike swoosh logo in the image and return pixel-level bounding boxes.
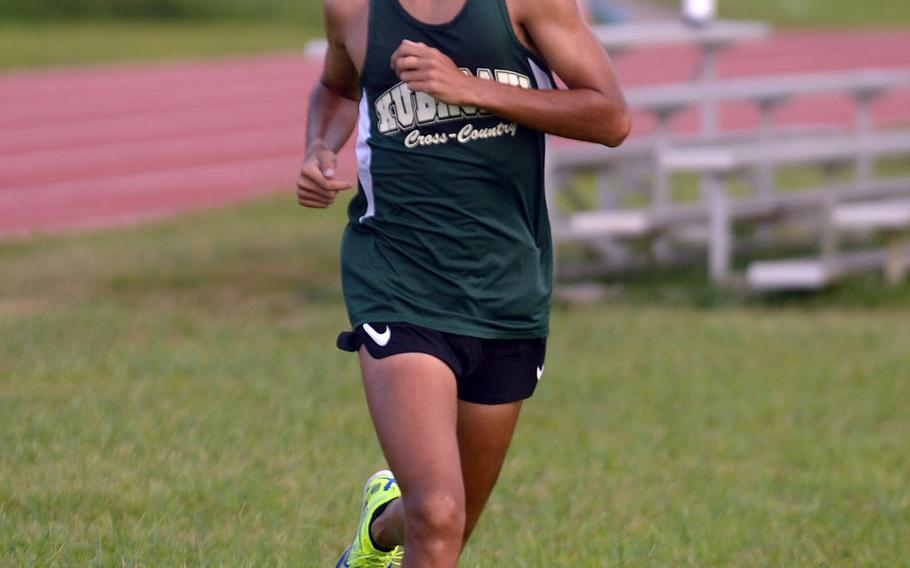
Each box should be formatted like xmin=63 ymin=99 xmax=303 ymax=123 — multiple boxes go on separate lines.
xmin=536 ymin=365 xmax=544 ymax=380
xmin=363 ymin=323 xmax=391 ymax=347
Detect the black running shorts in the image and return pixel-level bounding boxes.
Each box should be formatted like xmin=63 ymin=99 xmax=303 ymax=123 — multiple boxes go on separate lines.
xmin=337 ymin=322 xmax=546 ymax=405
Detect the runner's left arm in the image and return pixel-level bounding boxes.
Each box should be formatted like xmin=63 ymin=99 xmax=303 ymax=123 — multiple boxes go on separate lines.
xmin=389 ymin=0 xmax=630 ymax=147
xmin=298 ymin=0 xmax=361 ymax=209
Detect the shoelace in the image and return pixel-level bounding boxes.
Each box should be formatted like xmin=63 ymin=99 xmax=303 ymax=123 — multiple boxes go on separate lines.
xmin=348 ymin=554 xmax=392 ymax=568
xmin=348 ymin=545 xmax=403 ymax=568
xmin=387 ymin=546 xmax=404 ymax=567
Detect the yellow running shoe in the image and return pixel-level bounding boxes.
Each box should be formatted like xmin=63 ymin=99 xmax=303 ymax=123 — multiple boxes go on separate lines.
xmin=335 ymin=470 xmax=403 ymax=567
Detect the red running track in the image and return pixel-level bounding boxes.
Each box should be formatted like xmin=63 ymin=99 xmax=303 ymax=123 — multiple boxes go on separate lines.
xmin=1 ymin=30 xmax=909 ymax=237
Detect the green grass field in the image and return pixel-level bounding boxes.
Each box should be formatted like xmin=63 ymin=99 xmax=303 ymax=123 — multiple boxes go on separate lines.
xmin=663 ymin=0 xmax=910 ymax=27
xmin=2 ymin=0 xmax=910 ymax=71
xmin=0 ymin=20 xmax=319 ymax=71
xmin=2 ymin=196 xmax=909 ymax=565
xmin=2 ymin=0 xmax=910 ymax=563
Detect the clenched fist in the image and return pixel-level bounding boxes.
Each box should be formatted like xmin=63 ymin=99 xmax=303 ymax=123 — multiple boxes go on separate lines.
xmin=391 ymin=39 xmax=474 ymax=107
xmin=296 ymin=143 xmax=353 ymax=209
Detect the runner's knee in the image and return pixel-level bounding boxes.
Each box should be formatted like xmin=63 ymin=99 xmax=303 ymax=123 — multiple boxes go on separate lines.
xmin=404 ymin=491 xmax=466 ymax=541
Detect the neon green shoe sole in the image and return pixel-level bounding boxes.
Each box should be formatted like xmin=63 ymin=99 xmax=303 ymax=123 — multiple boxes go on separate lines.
xmin=335 ymin=470 xmax=403 ymax=567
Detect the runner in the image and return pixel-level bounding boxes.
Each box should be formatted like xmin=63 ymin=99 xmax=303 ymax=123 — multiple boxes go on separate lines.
xmin=297 ymin=0 xmax=629 ymax=565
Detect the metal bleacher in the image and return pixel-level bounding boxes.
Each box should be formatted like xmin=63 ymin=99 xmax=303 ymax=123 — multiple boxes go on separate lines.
xmin=550 ymin=20 xmax=910 ymax=290
xmin=659 ymin=131 xmax=910 ymax=285
xmin=748 ymin=198 xmax=910 ymax=289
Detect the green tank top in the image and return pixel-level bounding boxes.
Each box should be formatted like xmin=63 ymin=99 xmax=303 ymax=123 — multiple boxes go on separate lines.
xmin=341 ymin=0 xmax=555 ymax=339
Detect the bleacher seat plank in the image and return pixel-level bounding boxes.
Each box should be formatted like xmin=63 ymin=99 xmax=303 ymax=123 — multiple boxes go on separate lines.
xmin=566 ymin=210 xmax=652 ymax=238
xmin=747 ymin=259 xmax=834 ymax=290
xmin=660 ymin=130 xmax=910 ymax=172
xmin=746 ymin=248 xmax=910 ymax=290
xmin=833 ymin=199 xmax=910 ymax=230
xmin=625 ymin=69 xmax=910 ymax=113
xmin=591 ymin=20 xmax=769 ymax=52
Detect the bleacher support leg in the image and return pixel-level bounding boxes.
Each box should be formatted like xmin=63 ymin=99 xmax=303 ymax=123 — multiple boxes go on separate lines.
xmin=652 ymin=110 xmax=676 ymax=263
xmin=697 ymin=45 xmax=719 ymax=138
xmin=754 ymin=98 xmax=782 ymax=243
xmin=820 ymin=194 xmax=840 ymax=276
xmin=885 ymin=232 xmax=910 ymax=285
xmin=855 ymin=92 xmax=877 ymax=189
xmin=707 ymin=173 xmax=731 ymax=284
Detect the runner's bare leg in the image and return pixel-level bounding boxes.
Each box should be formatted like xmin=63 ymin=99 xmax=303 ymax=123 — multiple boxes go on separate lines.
xmin=456 ymin=399 xmax=522 ymax=545
xmin=364 ymin=354 xmax=524 ymax=557
xmin=359 ymin=349 xmax=464 ymax=567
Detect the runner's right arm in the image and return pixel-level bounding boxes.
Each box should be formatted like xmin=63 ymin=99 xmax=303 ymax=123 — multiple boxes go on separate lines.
xmin=297 ymin=1 xmax=361 ymax=209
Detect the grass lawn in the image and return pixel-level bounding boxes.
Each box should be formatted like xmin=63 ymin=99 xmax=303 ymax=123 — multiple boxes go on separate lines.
xmin=656 ymin=0 xmax=910 ymax=27
xmin=2 ymin=195 xmax=909 ymax=565
xmin=2 ymin=0 xmax=910 ymax=72
xmin=0 ymin=19 xmax=320 ymax=72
